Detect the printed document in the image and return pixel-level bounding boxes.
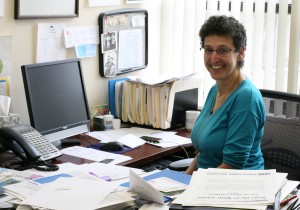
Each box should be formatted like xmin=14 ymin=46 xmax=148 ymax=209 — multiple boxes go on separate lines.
xmin=173 ymin=168 xmax=277 ymax=207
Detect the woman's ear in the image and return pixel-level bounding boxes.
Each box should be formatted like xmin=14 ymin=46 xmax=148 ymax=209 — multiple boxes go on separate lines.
xmin=239 ymin=48 xmax=246 ymax=60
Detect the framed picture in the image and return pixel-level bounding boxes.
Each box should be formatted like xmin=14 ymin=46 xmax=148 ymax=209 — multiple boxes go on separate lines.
xmin=14 ymin=0 xmax=79 ymax=19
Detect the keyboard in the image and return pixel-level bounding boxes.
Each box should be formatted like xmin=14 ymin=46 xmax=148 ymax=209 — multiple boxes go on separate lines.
xmin=140 ymin=158 xmax=174 ymax=172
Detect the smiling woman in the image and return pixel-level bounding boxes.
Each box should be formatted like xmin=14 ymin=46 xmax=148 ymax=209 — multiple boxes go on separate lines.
xmin=185 ymin=15 xmax=266 ymax=175
xmin=14 ymin=0 xmax=79 ymax=19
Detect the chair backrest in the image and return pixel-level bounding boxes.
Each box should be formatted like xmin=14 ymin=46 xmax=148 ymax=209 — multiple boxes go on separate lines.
xmin=260 ymin=89 xmax=300 ymax=181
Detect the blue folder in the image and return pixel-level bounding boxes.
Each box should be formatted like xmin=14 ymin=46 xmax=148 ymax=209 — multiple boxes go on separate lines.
xmin=121 ymin=169 xmax=191 ymax=187
xmin=108 ymin=77 xmax=128 ymax=117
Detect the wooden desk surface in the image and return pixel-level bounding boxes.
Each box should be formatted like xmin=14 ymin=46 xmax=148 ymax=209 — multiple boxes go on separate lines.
xmin=0 ymin=128 xmax=192 ymax=168
xmin=55 ymin=127 xmax=192 ymax=167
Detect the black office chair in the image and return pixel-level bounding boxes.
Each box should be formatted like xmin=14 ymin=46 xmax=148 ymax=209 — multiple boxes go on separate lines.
xmin=169 ymin=90 xmax=300 ymax=179
xmin=260 ymin=89 xmax=300 ymax=181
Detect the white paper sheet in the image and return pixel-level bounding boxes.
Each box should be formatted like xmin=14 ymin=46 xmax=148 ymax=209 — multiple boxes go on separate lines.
xmin=36 ymin=23 xmax=66 ymax=63
xmin=86 ymin=127 xmax=161 ymax=143
xmin=139 ymin=203 xmax=169 ymax=210
xmin=63 ymin=26 xmax=99 ymax=48
xmin=94 ymin=191 xmax=134 ymax=209
xmin=73 ymin=162 xmax=145 ymax=181
xmin=117 ymin=133 xmax=145 ymax=148
xmin=129 ymin=170 xmax=164 ymax=205
xmin=60 ymin=146 xmax=132 ymax=164
xmin=173 ymin=169 xmax=277 ymax=207
xmin=3 ymin=180 xmax=42 ymax=200
xmin=118 ymin=29 xmax=143 ymax=69
xmin=279 ymin=180 xmax=300 ymax=201
xmin=146 ymin=132 xmax=192 ymax=148
xmin=21 ymin=177 xmax=117 ymax=210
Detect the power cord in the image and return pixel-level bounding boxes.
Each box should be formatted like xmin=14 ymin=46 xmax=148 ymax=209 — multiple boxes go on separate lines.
xmin=148 ymin=140 xmax=191 ymax=159
xmin=4 ymin=159 xmax=59 ymax=171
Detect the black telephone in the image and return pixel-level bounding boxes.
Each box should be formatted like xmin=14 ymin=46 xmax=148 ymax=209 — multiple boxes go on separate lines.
xmin=0 ymin=124 xmax=62 ymax=167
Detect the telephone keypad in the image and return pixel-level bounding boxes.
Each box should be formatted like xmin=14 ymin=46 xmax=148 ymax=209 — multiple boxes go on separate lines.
xmin=22 ymin=130 xmax=62 ymax=161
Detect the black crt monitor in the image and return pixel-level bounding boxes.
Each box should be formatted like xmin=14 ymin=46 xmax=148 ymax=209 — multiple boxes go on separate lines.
xmin=21 ymin=58 xmax=90 ymax=146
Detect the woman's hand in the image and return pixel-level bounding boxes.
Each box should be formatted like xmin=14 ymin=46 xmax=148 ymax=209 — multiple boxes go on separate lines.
xmin=184 ymin=155 xmax=198 ymax=175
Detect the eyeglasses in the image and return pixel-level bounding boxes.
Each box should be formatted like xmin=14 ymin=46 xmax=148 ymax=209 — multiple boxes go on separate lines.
xmin=201 ymin=47 xmax=236 ymax=56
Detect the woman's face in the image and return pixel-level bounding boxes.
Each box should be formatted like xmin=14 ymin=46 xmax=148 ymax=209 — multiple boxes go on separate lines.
xmin=203 ymin=35 xmax=244 ymax=82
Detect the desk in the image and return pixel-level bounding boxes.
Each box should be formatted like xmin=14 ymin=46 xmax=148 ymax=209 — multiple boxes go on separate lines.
xmin=55 ymin=128 xmax=193 ymax=168
xmin=0 ymin=128 xmax=193 ymax=168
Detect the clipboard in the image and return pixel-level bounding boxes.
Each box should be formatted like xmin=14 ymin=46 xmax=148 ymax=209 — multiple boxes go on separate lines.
xmin=98 ymin=8 xmax=148 ymax=77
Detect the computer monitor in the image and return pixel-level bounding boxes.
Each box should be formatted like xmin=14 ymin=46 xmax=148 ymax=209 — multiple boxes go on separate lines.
xmin=21 ymin=58 xmax=90 ymax=146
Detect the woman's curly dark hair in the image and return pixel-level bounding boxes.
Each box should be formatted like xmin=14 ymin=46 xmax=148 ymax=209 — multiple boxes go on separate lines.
xmin=199 ymin=15 xmax=247 ymax=68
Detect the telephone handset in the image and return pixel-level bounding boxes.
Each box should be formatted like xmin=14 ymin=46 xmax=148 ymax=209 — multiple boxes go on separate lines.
xmin=0 ymin=124 xmax=62 ymax=164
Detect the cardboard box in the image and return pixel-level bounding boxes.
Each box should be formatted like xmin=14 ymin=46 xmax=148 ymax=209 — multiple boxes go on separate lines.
xmin=0 ymin=114 xmax=21 ymax=128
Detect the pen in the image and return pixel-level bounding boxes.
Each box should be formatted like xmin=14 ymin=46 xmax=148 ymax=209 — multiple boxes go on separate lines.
xmin=281 ymin=195 xmax=297 ymax=206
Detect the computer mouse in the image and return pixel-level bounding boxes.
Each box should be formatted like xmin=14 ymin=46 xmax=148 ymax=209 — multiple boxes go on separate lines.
xmin=100 ymin=141 xmax=124 ymax=151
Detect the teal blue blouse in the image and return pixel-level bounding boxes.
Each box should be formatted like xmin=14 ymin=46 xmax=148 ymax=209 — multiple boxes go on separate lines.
xmin=190 ymin=79 xmax=265 ymax=169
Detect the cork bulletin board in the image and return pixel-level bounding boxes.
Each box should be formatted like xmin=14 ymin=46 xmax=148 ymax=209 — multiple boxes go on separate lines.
xmin=98 ymin=8 xmax=148 ymax=77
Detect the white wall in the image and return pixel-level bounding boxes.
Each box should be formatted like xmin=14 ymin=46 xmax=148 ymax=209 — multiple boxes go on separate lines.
xmin=0 ymin=0 xmax=162 ymax=124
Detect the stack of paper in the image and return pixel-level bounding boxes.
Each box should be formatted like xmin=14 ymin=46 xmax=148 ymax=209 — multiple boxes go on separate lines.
xmin=114 ymin=73 xmax=201 ymax=129
xmin=0 ymin=163 xmax=140 ymax=210
xmin=119 ymin=80 xmax=172 ymax=129
xmin=127 ymin=73 xmax=198 ymax=85
xmin=172 ymin=169 xmax=285 ymax=209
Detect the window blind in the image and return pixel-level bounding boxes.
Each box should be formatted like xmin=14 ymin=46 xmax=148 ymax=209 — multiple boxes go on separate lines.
xmin=160 ymin=0 xmax=300 ymax=105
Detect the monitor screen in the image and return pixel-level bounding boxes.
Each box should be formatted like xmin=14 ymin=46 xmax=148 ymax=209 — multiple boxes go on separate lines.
xmin=21 ymin=58 xmax=90 ymax=146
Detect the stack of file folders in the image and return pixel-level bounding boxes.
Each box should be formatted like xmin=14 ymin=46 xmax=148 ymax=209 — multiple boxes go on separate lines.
xmin=108 ymin=74 xmax=201 ymax=129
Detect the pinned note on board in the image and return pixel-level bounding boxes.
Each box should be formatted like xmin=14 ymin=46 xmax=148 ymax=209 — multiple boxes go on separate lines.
xmin=98 ymin=8 xmax=148 ymax=77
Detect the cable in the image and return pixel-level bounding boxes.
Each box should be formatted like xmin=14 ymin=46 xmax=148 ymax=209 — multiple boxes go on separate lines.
xmin=0 ymin=153 xmax=18 ymax=166
xmin=4 ymin=159 xmax=59 ymax=172
xmin=149 ymin=140 xmax=190 ymax=159
xmin=31 ymin=160 xmax=59 ymax=171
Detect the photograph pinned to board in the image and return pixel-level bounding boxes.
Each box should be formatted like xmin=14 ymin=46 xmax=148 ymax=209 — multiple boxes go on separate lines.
xmin=104 ymin=51 xmax=117 ymax=77
xmin=104 ymin=14 xmax=129 ymax=28
xmin=101 ymin=32 xmax=117 ymax=53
